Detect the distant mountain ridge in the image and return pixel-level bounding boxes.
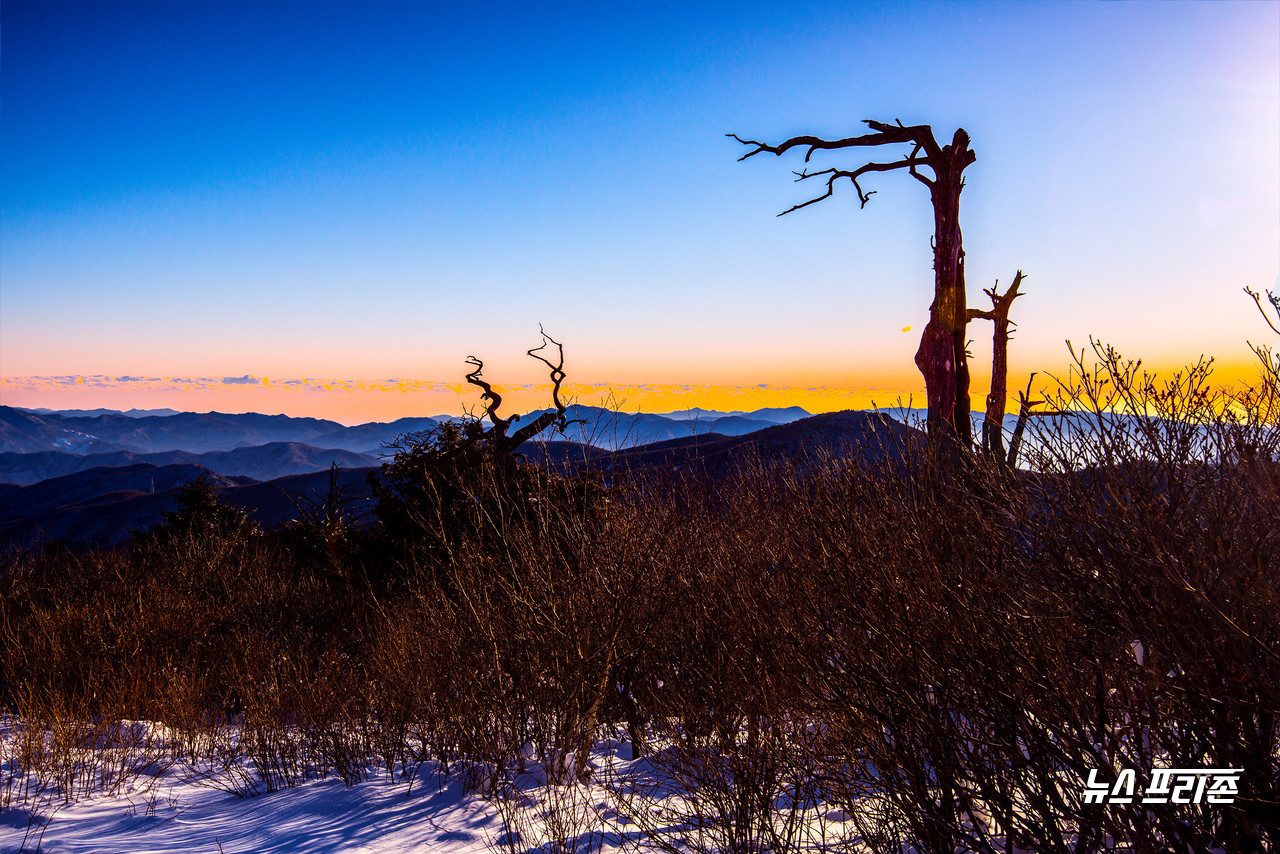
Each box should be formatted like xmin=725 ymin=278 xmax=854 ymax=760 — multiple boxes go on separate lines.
xmin=0 ymin=406 xmax=121 ymax=455
xmin=2 ymin=404 xmax=816 ymax=462
xmin=527 ymin=410 xmax=921 ymax=477
xmin=0 ymin=443 xmax=380 ymax=486
xmin=23 ymin=407 xmax=182 ymax=418
xmin=500 ymin=404 xmax=802 ymax=451
xmin=661 ymin=406 xmax=811 ymax=423
xmin=0 ymin=409 xmax=913 ymax=547
xmin=41 ymin=410 xmax=349 ymax=454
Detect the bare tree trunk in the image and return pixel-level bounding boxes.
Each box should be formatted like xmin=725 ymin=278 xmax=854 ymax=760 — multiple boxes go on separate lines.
xmin=917 ymin=160 xmax=970 ymax=448
xmin=969 ymin=271 xmax=1025 ymax=462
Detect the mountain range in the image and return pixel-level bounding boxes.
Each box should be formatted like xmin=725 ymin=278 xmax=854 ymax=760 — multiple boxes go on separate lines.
xmin=0 ymin=404 xmax=935 ymax=547
xmin=0 ymin=443 xmax=382 ymax=486
xmin=0 ymin=404 xmax=807 ymax=469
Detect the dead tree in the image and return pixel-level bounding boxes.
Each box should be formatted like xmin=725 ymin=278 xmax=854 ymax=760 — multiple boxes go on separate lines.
xmin=969 ymin=271 xmax=1025 ymax=462
xmin=732 ymin=120 xmax=979 ymax=448
xmin=464 ymin=325 xmax=580 ymax=455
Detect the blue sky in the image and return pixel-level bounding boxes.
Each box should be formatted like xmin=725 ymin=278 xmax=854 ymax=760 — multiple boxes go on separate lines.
xmin=2 ymin=0 xmax=1277 ymax=420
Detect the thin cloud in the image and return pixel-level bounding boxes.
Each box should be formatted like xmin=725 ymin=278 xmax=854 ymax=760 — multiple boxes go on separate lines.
xmin=0 ymin=375 xmax=927 ymax=423
xmin=1 ymin=376 xmax=471 ymax=394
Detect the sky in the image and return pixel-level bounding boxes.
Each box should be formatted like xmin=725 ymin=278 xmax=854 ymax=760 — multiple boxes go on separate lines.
xmin=2 ymin=0 xmax=1277 ymax=423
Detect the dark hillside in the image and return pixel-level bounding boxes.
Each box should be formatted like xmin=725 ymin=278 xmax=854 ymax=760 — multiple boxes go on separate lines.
xmin=0 ymin=463 xmax=245 ymax=545
xmin=0 ymin=443 xmax=378 ymax=486
xmin=596 ymin=410 xmax=923 ymax=475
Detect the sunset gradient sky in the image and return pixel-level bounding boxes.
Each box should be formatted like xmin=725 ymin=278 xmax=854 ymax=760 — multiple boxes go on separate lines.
xmin=2 ymin=1 xmax=1277 ymax=422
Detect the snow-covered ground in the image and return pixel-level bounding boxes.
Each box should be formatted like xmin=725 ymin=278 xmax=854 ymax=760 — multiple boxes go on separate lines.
xmin=4 ymin=768 xmax=499 ymax=854
xmin=0 ymin=727 xmax=701 ymax=854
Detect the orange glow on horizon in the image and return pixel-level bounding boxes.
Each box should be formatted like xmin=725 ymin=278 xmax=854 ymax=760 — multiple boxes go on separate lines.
xmin=2 ymin=353 xmax=1272 ymax=425
xmin=0 ymin=376 xmax=927 ymax=424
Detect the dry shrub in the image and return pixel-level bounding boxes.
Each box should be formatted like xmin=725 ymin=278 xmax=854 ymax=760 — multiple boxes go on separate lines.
xmin=494 ymin=772 xmax=609 ymax=854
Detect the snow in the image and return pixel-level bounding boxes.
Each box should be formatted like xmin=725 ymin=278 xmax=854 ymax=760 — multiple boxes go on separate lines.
xmin=0 ymin=723 xmax=852 ymax=853
xmin=3 ymin=766 xmax=502 ymax=853
xmin=0 ymin=726 xmax=652 ymax=854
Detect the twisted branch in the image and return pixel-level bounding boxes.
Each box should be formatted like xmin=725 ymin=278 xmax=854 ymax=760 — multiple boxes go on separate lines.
xmin=729 ymin=120 xmax=978 ymax=215
xmin=464 ymin=355 xmax=513 ymax=439
xmin=507 ymin=326 xmax=584 ymax=449
xmin=784 ymin=158 xmax=931 ymax=213
xmin=729 ymin=119 xmax=941 ymax=163
xmin=1244 ymin=287 xmax=1280 ymax=335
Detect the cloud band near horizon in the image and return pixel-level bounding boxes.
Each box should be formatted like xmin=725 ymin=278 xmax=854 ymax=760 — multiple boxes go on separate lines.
xmin=0 ymin=374 xmax=937 ymax=425
xmin=4 ymin=354 xmax=1270 ymax=425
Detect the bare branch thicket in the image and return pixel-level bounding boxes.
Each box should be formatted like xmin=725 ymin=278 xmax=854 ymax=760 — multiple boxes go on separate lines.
xmin=274 ymin=462 xmax=373 ymax=578
xmin=1019 ymin=343 xmax=1280 ymax=852
xmin=1242 ymin=288 xmax=1280 ymax=429
xmin=1004 ymin=371 xmax=1062 ymax=470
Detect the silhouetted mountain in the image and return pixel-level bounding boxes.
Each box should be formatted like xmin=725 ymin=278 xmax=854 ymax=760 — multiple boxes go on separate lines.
xmin=308 ymin=417 xmax=441 ymax=454
xmin=0 ymin=463 xmax=244 ymax=525
xmin=225 ymin=467 xmax=379 ymax=531
xmin=663 ymin=406 xmax=811 ymax=424
xmin=739 ymin=406 xmax=812 ymax=423
xmin=507 ymin=405 xmax=779 ymax=450
xmin=595 ymin=410 xmax=923 ymax=476
xmin=0 ymin=461 xmax=381 ymax=548
xmin=22 ymin=407 xmax=181 ymax=418
xmin=189 ymin=442 xmax=377 ymax=481
xmin=523 ymin=410 xmax=922 ymax=478
xmin=516 ymin=440 xmax=609 ymax=472
xmin=0 ymin=463 xmax=251 ymax=545
xmin=0 ymin=443 xmax=379 ymax=486
xmin=0 ymin=450 xmax=134 ymax=485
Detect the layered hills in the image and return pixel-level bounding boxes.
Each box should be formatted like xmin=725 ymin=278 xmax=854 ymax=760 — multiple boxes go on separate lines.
xmin=0 ymin=404 xmax=927 ymax=547
xmin=1 ymin=404 xmax=789 ymax=461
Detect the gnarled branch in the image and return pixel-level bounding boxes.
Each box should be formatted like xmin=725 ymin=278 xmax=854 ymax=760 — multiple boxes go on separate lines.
xmin=465 ymin=328 xmax=584 ymax=455
xmin=506 ymin=326 xmax=584 ymax=450
xmin=464 ymin=355 xmax=514 ymax=440
xmin=729 ymin=120 xmax=979 ymax=211
xmin=729 ymin=118 xmax=941 ymax=163
xmin=1244 ymin=287 xmax=1280 ymax=335
xmin=784 ymin=157 xmax=931 ymax=213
